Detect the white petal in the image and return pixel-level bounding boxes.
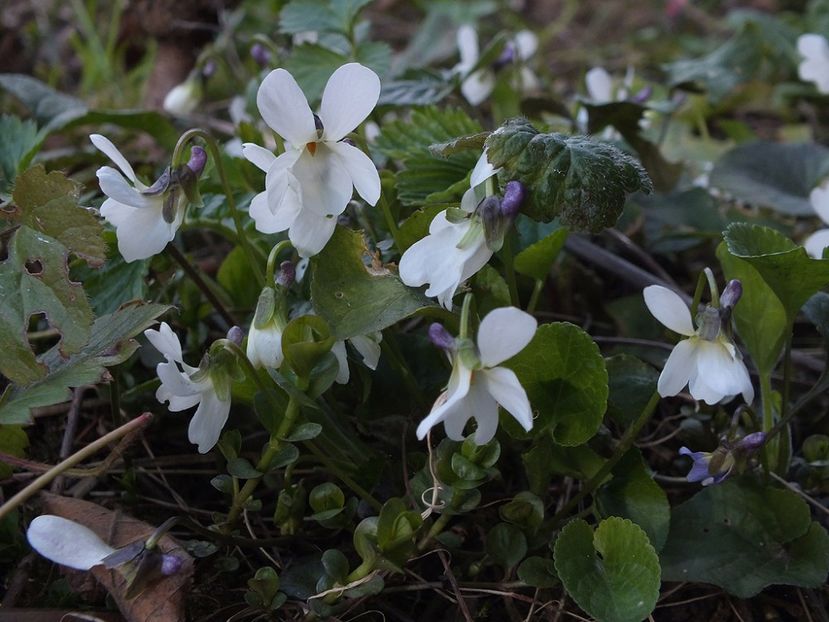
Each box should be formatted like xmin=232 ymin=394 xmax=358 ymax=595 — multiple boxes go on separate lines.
xmin=514 ymin=31 xmax=538 ymax=60
xmin=100 ymin=198 xmax=177 ymax=262
xmin=460 ymin=186 xmax=480 ymax=213
xmin=470 ymin=150 xmax=498 ymax=189
xmin=468 ymin=380 xmax=500 ymax=444
xmin=586 ymin=66 xmax=614 ymax=103
xmin=416 ymin=364 xmax=473 ymax=440
xmin=350 ymin=333 xmax=381 ymax=369
xmin=657 ymin=338 xmax=697 ymax=397
xmin=643 ymin=285 xmax=695 ymax=336
xmin=443 ymin=394 xmax=475 ymax=441
xmin=250 ymin=191 xmax=286 ymax=234
xmin=477 ymin=307 xmax=537 ymax=367
xmin=292 ymin=146 xmax=353 ymax=217
xmin=518 ymin=67 xmax=540 ymax=92
xmin=163 ymin=81 xmax=200 ymax=115
xmin=332 ymin=341 xmax=350 ymax=384
xmin=805 ymin=229 xmax=829 ymax=259
xmin=156 ymin=362 xmax=201 ymax=411
xmin=256 ymin=68 xmax=317 ymax=146
xmin=188 ymin=388 xmax=231 ymax=453
xmin=246 ymin=324 xmax=284 ymax=369
xmin=27 ymin=515 xmax=116 ymax=570
xmin=319 ymin=63 xmax=381 ymax=142
xmin=90 ymin=134 xmax=140 ymax=186
xmin=461 ymin=70 xmax=495 ymax=106
xmin=145 ymin=322 xmax=183 ymax=363
xmin=811 ymin=182 xmax=829 ymax=225
xmin=255 ymin=171 xmax=303 ymax=234
xmin=693 ymin=340 xmax=753 ymax=405
xmin=328 ymin=141 xmax=381 ymax=205
xmin=97 ymin=167 xmax=156 ymax=209
xmin=798 ymin=34 xmax=829 ymax=94
xmin=242 ymin=143 xmax=278 ymax=173
xmin=456 ymin=24 xmax=480 ymax=72
xmin=481 ymin=366 xmax=533 ymax=433
xmin=288 ymin=204 xmax=338 ymax=258
xmin=688 ymin=369 xmax=727 ymax=405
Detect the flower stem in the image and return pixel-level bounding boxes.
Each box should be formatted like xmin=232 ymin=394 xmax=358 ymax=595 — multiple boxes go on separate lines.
xmin=547 ymin=390 xmax=661 ymax=532
xmin=459 ymin=293 xmax=474 ymax=340
xmin=173 ymin=128 xmax=265 ymax=288
xmin=500 ymin=231 xmax=521 ymax=307
xmin=265 ymin=240 xmax=293 ymax=284
xmin=526 ymin=278 xmax=544 ymax=314
xmin=759 ymin=370 xmax=778 ymax=472
xmin=0 ymin=413 xmax=153 ymax=521
xmin=378 ymin=191 xmax=403 ymax=255
xmin=165 ymin=243 xmax=238 ymax=328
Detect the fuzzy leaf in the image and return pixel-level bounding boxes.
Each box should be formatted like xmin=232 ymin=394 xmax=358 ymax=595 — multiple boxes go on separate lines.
xmin=484 ymin=119 xmax=652 ymax=231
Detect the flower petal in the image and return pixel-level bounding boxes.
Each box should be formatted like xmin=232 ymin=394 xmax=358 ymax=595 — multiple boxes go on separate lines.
xmin=96 ymin=167 xmax=156 ymax=209
xmin=481 ymin=366 xmax=533 ymax=435
xmin=242 ymin=143 xmax=277 ymax=173
xmin=27 ymin=515 xmax=116 ymax=570
xmin=332 ymin=340 xmax=350 ymax=384
xmin=461 ymin=70 xmax=495 ymax=106
xmin=811 ymin=182 xmax=829 ymax=226
xmin=328 ymin=141 xmax=381 ymax=205
xmin=514 ymin=31 xmax=538 ymax=60
xmin=692 ymin=340 xmax=753 ymax=405
xmin=805 ymin=228 xmax=829 ymax=259
xmin=416 ymin=363 xmax=472 ymax=440
xmin=100 ymin=198 xmax=177 ymax=262
xmin=319 ymin=63 xmax=381 ymax=142
xmin=155 ymin=362 xmax=201 ymax=411
xmin=643 ymin=285 xmax=694 ymax=336
xmin=246 ymin=324 xmax=284 ymax=369
xmin=288 ymin=203 xmax=339 ymax=258
xmin=798 ymin=34 xmax=829 ymax=94
xmin=90 ymin=134 xmax=141 ymax=187
xmin=188 ymin=388 xmax=231 ymax=453
xmin=350 ymin=333 xmax=382 ymax=370
xmin=470 ymin=150 xmax=498 ymax=189
xmin=585 ymin=66 xmax=613 ymax=103
xmin=292 ymin=146 xmax=353 ymax=217
xmin=477 ymin=307 xmax=537 ymax=367
xmin=468 ymin=380 xmax=500 ymax=445
xmin=256 ymin=68 xmax=317 ymax=146
xmin=456 ymin=24 xmax=480 ymax=72
xmin=657 ymin=338 xmax=697 ymax=397
xmin=145 ymin=322 xmax=183 ymax=363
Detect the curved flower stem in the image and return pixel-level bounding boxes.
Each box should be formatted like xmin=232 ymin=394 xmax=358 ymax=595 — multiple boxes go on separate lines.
xmin=526 ymin=278 xmax=544 ymax=314
xmin=173 ymin=128 xmax=265 ymax=288
xmin=547 ymin=390 xmax=661 ymax=532
xmin=0 ymin=413 xmax=153 ymax=521
xmin=165 ymin=243 xmax=237 ymax=328
xmin=265 ymin=240 xmax=293 ymax=284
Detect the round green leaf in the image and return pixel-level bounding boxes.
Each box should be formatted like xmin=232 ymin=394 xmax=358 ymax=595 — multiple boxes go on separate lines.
xmin=517 ymin=556 xmax=559 ymax=588
xmin=485 ymin=522 xmax=527 ymax=569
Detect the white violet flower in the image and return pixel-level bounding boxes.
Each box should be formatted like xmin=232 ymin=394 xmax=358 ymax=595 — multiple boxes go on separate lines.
xmin=417 ymin=307 xmax=537 ymax=444
xmin=28 ymin=515 xmax=118 ymax=570
xmin=797 ymin=34 xmax=829 ymax=94
xmin=90 ymin=134 xmax=205 ymax=262
xmin=242 ymin=63 xmax=382 ymax=258
xmin=804 ymin=180 xmax=829 ymax=258
xmin=332 ymin=332 xmax=382 ymax=384
xmin=246 ymin=286 xmax=287 ymax=370
xmin=644 ymin=284 xmax=754 ymax=405
xmin=146 ymin=322 xmax=232 ymax=453
xmin=454 ymin=25 xmax=539 ymax=105
xmin=398 ymin=152 xmax=499 ymax=310
xmin=162 ymin=74 xmax=202 ymax=116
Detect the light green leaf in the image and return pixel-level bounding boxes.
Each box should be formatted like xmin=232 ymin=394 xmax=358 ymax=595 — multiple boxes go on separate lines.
xmin=71 ymin=236 xmax=149 ymax=316
xmin=377 ymin=76 xmax=454 ymax=107
xmin=505 ymin=322 xmax=608 ymax=445
xmin=485 ymin=119 xmax=652 ymax=231
xmin=0 ymin=303 xmax=168 ymax=424
xmin=396 ymin=204 xmax=444 ymax=251
xmin=554 ymin=517 xmax=660 ymax=622
xmin=310 ymin=227 xmax=433 ymax=339
xmin=218 ymin=246 xmax=260 ymax=311
xmin=284 ymin=44 xmax=349 ymax=103
xmin=0 ymin=425 xmax=29 ymax=478
xmin=513 ymin=227 xmax=568 ymax=281
xmin=709 ymin=141 xmax=829 ymax=216
xmin=0 ymin=74 xmax=84 ymax=126
xmin=227 ymin=457 xmax=263 ymax=479
xmin=660 ymin=479 xmax=829 ymax=598
xmin=279 ymin=0 xmax=371 ymax=35
xmin=0 ymin=115 xmax=38 ymax=195
xmin=596 ymin=449 xmax=670 ymax=551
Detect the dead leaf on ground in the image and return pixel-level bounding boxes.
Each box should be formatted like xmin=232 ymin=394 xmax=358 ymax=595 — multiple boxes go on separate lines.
xmin=38 ymin=493 xmax=193 ymax=622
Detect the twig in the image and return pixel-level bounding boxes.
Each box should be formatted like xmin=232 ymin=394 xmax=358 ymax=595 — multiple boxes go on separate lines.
xmin=439 ymin=550 xmax=473 ymax=622
xmin=166 ymin=243 xmax=237 ymax=328
xmin=768 ymin=472 xmax=829 ymax=518
xmin=52 ymin=386 xmax=89 ymax=493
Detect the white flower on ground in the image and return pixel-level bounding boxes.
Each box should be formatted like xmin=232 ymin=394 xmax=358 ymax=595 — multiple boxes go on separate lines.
xmin=417 ymin=307 xmax=537 ymax=444
xmin=242 ymin=63 xmax=381 ymax=258
xmin=643 ymin=285 xmax=754 ymax=405
xmin=805 ymin=181 xmax=829 ymax=258
xmin=454 ymin=25 xmax=539 ymax=105
xmin=90 ymin=134 xmax=204 ymax=262
xmin=798 ymin=34 xmax=829 ymax=94
xmin=162 ymin=76 xmax=202 ymax=116
xmin=27 ymin=515 xmax=117 ymax=570
xmin=577 ymin=66 xmax=638 ymax=134
xmin=145 ymin=322 xmax=231 ymax=453
xmin=332 ymin=332 xmax=382 ymax=384
xmin=399 ymin=152 xmax=499 ymax=310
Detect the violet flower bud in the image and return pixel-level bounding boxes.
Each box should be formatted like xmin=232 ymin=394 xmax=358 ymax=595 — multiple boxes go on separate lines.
xmin=735 ymin=431 xmax=766 ymax=451
xmin=493 ymin=42 xmax=516 ymax=70
xmin=186 ymin=146 xmax=207 ymax=177
xmin=160 ymin=554 xmax=183 ymax=576
xmin=201 ymin=60 xmax=217 ymax=79
xmin=720 ymin=279 xmax=743 ymax=310
xmin=428 ymin=323 xmax=455 ymax=351
xmin=276 ymin=260 xmax=295 ymax=288
xmin=226 ymin=325 xmax=244 ymax=345
xmin=631 ymin=85 xmax=652 ymax=104
xmin=250 ymin=43 xmax=271 ymax=68
xmin=500 ymin=180 xmax=526 ymax=218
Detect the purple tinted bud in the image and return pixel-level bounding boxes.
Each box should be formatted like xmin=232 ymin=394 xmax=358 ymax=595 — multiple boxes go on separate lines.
xmin=500 ymin=181 xmax=526 ymax=218
xmin=227 ymin=326 xmax=244 ymax=345
xmin=493 ymin=42 xmax=516 ymax=70
xmin=735 ymin=431 xmax=766 ymax=451
xmin=160 ymin=554 xmax=183 ymax=576
xmin=186 ymin=146 xmax=207 ymax=177
xmin=201 ymin=60 xmax=217 ymax=79
xmin=428 ymin=323 xmax=455 ymax=350
xmin=276 ymin=260 xmax=295 ymax=288
xmin=251 ymin=43 xmax=271 ymax=68
xmin=720 ymin=279 xmax=743 ymax=310
xmin=631 ymin=85 xmax=652 ymax=104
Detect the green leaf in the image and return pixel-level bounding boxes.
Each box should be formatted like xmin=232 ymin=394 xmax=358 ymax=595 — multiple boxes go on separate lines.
xmin=523 ymin=434 xmax=606 ymax=495
xmin=803 ymin=292 xmax=829 ymax=348
xmin=0 ymin=425 xmax=29 ymax=478
xmin=0 ymin=227 xmax=93 ymax=384
xmin=0 ymin=115 xmax=38 ymax=195
xmin=227 ymin=457 xmax=263 ymax=479
xmin=377 ymin=76 xmax=454 ymax=107
xmin=499 ymin=491 xmax=544 ymax=533
xmin=397 ymin=204 xmax=444 ymax=251
xmin=218 ymin=246 xmax=260 ymax=311
xmin=484 ymin=119 xmax=652 ymax=231
xmin=282 ymin=422 xmax=322 ymax=442
xmin=279 ymin=0 xmax=371 ymax=35
xmin=310 ymin=227 xmax=433 ymax=339
xmin=0 ymin=303 xmax=168 ymax=424
xmin=0 ymin=74 xmax=84 ymax=126
xmin=709 ymin=141 xmax=829 ymax=216
xmin=724 ymin=223 xmax=829 ymax=321
xmin=505 ymin=322 xmax=608 ymax=445
xmin=554 ymin=517 xmax=660 ymax=622
xmin=596 ymin=449 xmax=670 ymax=551
xmin=281 ymin=315 xmax=335 ymax=379
xmin=605 ymin=354 xmax=658 ymax=427
xmin=284 ymin=44 xmax=349 ymax=103
xmin=485 ymin=522 xmax=527 ymax=569
xmin=717 ymin=241 xmax=788 ymax=374
xmin=321 ymin=549 xmax=350 ymax=583
xmin=71 ymin=236 xmax=148 ymax=316
xmin=7 ymin=165 xmax=106 ymax=266
xmin=309 ymin=483 xmax=345 ymax=513
xmin=517 ymin=556 xmax=559 ymax=588
xmin=660 ymin=479 xmax=829 ymax=598
xmin=513 ymin=227 xmax=568 ymax=281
